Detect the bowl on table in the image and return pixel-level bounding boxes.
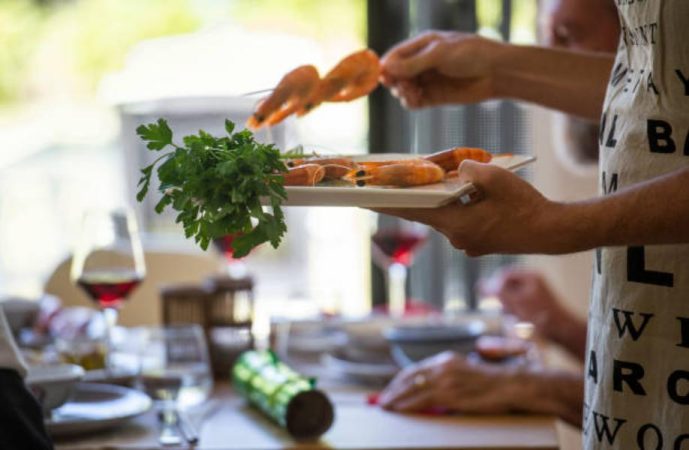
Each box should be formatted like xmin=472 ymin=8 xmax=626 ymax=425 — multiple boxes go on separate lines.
xmin=273 ymin=318 xmax=347 ymax=361
xmin=338 ymin=315 xmax=437 ymax=360
xmin=383 ymin=319 xmax=485 ymax=367
xmin=25 ymin=364 xmax=85 ymax=415
xmin=338 ymin=316 xmax=395 ymax=360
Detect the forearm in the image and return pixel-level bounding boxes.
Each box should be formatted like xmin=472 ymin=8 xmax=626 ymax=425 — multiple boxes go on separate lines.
xmin=509 ymin=368 xmax=584 ymax=427
xmin=492 ymin=45 xmax=614 ymax=121
xmin=542 ymin=167 xmax=689 ymax=253
xmin=546 ymin=315 xmax=588 ymax=362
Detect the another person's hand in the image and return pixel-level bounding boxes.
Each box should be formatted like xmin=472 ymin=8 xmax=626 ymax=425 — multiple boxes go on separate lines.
xmin=374 ymin=161 xmax=562 ymax=257
xmin=481 ymin=268 xmax=588 ymax=361
xmin=380 ymin=31 xmax=507 ymax=108
xmin=480 ymin=269 xmax=569 ymax=341
xmin=379 ymin=352 xmax=519 ymax=414
xmin=378 ymin=350 xmax=585 ymax=426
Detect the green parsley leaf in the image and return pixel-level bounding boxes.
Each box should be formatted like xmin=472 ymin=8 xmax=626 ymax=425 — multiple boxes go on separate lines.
xmin=136 ymin=119 xmax=288 ymax=258
xmin=136 ymin=118 xmax=174 ymax=151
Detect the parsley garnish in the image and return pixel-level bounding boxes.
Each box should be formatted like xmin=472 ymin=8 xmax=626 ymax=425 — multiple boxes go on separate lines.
xmin=136 ymin=119 xmax=288 ymax=258
xmin=280 ymin=145 xmax=320 ymax=160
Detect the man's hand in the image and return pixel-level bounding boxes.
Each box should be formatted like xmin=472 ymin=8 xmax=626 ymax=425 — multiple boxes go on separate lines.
xmin=380 ymin=31 xmax=614 ymax=119
xmin=379 ymin=352 xmax=518 ymax=414
xmin=379 ymin=351 xmax=585 ymax=426
xmin=480 ymin=269 xmax=588 ymax=360
xmin=380 ymin=31 xmax=506 ymax=108
xmin=480 ymin=269 xmax=569 ymax=339
xmin=375 ymin=161 xmax=562 ymax=257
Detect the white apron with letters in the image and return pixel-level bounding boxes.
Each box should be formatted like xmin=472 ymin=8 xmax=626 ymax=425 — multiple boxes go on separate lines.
xmin=584 ymin=1 xmax=689 ymax=448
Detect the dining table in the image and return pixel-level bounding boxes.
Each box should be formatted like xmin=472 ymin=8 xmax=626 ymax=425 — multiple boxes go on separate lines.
xmin=52 ymin=358 xmax=562 ymax=450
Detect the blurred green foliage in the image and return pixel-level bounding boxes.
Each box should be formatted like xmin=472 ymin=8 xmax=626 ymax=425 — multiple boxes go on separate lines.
xmin=0 ymin=0 xmax=46 ymax=103
xmin=55 ymin=0 xmax=200 ymax=91
xmin=0 ymin=0 xmax=366 ymax=106
xmin=0 ymin=0 xmax=199 ymax=104
xmin=476 ymin=0 xmax=503 ymax=33
xmin=510 ymin=0 xmax=537 ymax=42
xmin=476 ymin=0 xmax=537 ymax=42
xmin=228 ymin=0 xmax=366 ymax=43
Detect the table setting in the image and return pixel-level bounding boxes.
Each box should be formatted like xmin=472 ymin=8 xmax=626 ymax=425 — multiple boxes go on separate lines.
xmin=0 ymin=194 xmax=561 ymax=449
xmin=8 ymin=274 xmax=558 ymax=450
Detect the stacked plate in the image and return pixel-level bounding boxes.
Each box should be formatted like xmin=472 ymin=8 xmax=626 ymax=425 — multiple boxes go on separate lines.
xmin=26 ymin=364 xmax=151 ymax=437
xmin=46 ymin=383 xmax=152 ymax=437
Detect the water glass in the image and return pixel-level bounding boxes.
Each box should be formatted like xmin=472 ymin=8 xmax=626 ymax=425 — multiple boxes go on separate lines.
xmin=135 ymin=325 xmax=213 ymax=410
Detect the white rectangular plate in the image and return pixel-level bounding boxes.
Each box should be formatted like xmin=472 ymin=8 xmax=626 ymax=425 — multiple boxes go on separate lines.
xmin=280 ymin=153 xmax=536 ymax=208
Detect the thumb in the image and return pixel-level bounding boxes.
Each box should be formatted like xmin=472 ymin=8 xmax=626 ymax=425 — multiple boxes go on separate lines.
xmin=457 ymin=159 xmax=490 ymax=182
xmin=382 ymin=40 xmax=445 ymax=80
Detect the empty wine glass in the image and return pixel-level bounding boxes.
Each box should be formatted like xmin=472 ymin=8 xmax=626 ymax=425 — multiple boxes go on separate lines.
xmin=70 ymin=209 xmax=146 ymax=372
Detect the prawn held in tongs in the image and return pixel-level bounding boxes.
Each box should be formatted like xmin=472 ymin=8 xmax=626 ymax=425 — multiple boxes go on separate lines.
xmin=246 ymin=65 xmax=320 ymax=130
xmin=298 ymin=49 xmax=381 ymax=115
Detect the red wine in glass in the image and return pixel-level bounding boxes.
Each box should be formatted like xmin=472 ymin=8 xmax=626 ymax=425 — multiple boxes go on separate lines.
xmin=71 ymin=209 xmax=146 ymax=373
xmin=77 ymin=270 xmax=144 ymax=309
xmin=213 ymin=233 xmax=253 ymax=278
xmin=212 ymin=234 xmax=242 ymax=263
xmin=372 ymin=230 xmax=427 ymax=266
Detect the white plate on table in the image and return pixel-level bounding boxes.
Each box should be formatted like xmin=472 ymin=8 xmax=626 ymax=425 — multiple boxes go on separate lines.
xmin=82 ymin=366 xmax=139 ymax=386
xmin=280 ymin=153 xmax=535 ymax=208
xmin=46 ymin=383 xmax=152 ymax=437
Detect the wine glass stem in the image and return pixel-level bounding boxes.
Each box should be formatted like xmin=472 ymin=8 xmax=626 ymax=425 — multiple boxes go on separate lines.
xmin=226 ymin=260 xmax=248 ymax=279
xmin=102 ymin=307 xmax=119 ymax=374
xmin=387 ymin=262 xmax=407 ymax=318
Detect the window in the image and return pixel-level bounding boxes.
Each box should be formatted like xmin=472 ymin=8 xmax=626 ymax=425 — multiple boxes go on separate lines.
xmin=368 ymin=0 xmax=537 ymax=312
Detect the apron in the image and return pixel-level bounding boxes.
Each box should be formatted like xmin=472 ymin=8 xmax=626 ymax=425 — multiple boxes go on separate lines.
xmin=584 ymin=1 xmax=689 ymax=448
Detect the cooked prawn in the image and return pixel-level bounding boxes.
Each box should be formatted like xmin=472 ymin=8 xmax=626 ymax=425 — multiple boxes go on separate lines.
xmin=424 ymin=147 xmax=493 ymax=172
xmin=298 ymin=49 xmax=380 ymax=116
xmin=344 ymin=161 xmax=444 ymax=187
xmin=246 ymin=65 xmax=320 ymax=130
xmin=285 ymin=157 xmax=358 ymax=179
xmin=356 ymin=158 xmax=426 ymax=169
xmin=282 ymin=164 xmax=326 ymax=186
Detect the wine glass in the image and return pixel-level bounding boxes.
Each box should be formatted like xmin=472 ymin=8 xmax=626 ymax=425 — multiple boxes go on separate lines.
xmin=371 ymin=219 xmax=429 ymax=317
xmin=213 ymin=233 xmax=249 ymax=278
xmin=136 ymin=325 xmax=213 ymax=410
xmin=70 ymin=209 xmax=146 ymax=372
xmin=212 ymin=114 xmax=288 ymax=279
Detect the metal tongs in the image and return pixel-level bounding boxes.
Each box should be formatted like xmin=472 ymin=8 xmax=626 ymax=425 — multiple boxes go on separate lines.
xmin=240 ymin=88 xmax=274 ymax=97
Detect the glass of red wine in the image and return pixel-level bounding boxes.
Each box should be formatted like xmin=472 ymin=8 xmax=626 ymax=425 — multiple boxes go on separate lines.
xmin=212 ymin=233 xmax=248 ymax=278
xmin=371 ymin=219 xmax=428 ymax=318
xmin=70 ymin=209 xmax=146 ymax=372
